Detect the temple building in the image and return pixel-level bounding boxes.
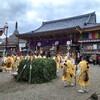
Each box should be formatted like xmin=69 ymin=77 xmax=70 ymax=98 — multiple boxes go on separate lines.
xmin=0 ymin=22 xmax=25 ymax=56
xmin=17 ymin=12 xmax=100 ymax=60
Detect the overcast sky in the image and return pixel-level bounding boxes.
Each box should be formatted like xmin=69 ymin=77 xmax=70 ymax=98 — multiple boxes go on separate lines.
xmin=0 ymin=0 xmax=100 ymax=38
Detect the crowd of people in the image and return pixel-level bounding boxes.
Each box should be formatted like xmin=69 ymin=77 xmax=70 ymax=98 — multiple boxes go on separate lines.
xmin=52 ymin=53 xmax=90 ymax=93
xmin=1 ymin=48 xmax=90 ymax=93
xmin=1 ymin=40 xmax=100 ymax=96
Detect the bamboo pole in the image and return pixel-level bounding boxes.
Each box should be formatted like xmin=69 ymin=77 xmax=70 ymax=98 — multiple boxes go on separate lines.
xmin=75 ymin=64 xmax=77 ymax=86
xmin=29 ymin=59 xmax=32 ymax=84
xmin=16 ymin=60 xmax=28 ymax=81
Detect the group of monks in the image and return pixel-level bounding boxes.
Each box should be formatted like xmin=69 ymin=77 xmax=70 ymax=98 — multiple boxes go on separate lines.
xmin=1 ymin=54 xmax=24 ymax=72
xmin=1 ymin=52 xmax=90 ymax=93
xmin=53 ymin=53 xmax=90 ymax=93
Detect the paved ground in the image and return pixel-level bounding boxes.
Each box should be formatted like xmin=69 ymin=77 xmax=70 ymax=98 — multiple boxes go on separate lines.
xmin=0 ymin=64 xmax=100 ymax=100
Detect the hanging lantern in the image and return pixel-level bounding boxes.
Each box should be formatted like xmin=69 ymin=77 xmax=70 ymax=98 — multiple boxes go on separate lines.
xmin=37 ymin=42 xmax=41 ymax=47
xmin=66 ymin=41 xmax=71 ymax=45
xmin=55 ymin=41 xmax=59 ymax=45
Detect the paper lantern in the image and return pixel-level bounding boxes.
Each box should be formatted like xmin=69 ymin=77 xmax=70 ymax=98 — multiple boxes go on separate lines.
xmin=66 ymin=41 xmax=71 ymax=45
xmin=37 ymin=42 xmax=41 ymax=46
xmin=55 ymin=41 xmax=59 ymax=45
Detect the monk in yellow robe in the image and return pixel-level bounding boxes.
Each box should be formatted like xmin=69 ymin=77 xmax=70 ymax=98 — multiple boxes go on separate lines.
xmin=52 ymin=54 xmax=61 ymax=72
xmin=62 ymin=59 xmax=76 ymax=87
xmin=6 ymin=56 xmax=14 ymax=72
xmin=77 ymin=56 xmax=90 ymax=93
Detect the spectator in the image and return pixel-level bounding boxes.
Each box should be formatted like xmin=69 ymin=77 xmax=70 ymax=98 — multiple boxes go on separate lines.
xmin=98 ymin=56 xmax=100 ymax=66
xmin=92 ymin=54 xmax=97 ymax=65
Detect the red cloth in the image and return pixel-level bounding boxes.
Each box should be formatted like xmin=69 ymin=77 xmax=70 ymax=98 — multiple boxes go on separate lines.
xmin=92 ymin=33 xmax=95 ymax=39
xmin=18 ymin=48 xmax=21 ymax=56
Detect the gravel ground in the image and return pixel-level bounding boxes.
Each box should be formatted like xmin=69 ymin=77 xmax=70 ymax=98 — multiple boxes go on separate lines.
xmin=0 ymin=64 xmax=100 ymax=100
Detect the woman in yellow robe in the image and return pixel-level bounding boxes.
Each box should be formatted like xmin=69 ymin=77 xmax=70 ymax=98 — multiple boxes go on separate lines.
xmin=77 ymin=56 xmax=90 ymax=93
xmin=62 ymin=59 xmax=76 ymax=86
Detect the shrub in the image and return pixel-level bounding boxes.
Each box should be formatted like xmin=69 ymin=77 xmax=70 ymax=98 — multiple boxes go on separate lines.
xmin=16 ymin=58 xmax=57 ymax=84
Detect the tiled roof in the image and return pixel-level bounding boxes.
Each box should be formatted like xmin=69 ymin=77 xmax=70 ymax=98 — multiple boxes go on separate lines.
xmin=7 ymin=29 xmax=19 ymax=45
xmin=19 ymin=12 xmax=100 ymax=37
xmin=80 ymin=23 xmax=100 ymax=29
xmin=33 ymin=12 xmax=96 ymax=33
xmin=2 ymin=29 xmax=24 ymax=45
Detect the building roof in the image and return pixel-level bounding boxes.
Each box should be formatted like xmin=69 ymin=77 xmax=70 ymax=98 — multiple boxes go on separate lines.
xmin=34 ymin=12 xmax=96 ymax=33
xmin=8 ymin=22 xmax=25 ymax=45
xmin=2 ymin=23 xmax=25 ymax=45
xmin=80 ymin=23 xmax=100 ymax=29
xmin=19 ymin=12 xmax=100 ymax=37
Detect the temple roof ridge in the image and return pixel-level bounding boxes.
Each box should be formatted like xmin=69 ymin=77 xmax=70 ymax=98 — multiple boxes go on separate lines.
xmin=42 ymin=12 xmax=96 ymax=25
xmin=33 ymin=12 xmax=96 ymax=33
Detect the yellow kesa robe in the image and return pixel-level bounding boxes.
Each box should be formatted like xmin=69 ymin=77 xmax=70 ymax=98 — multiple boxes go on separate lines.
xmin=56 ymin=55 xmax=61 ymax=70
xmin=60 ymin=55 xmax=68 ymax=68
xmin=20 ymin=56 xmax=25 ymax=61
xmin=6 ymin=56 xmax=13 ymax=71
xmin=78 ymin=60 xmax=89 ymax=86
xmin=13 ymin=56 xmax=21 ymax=68
xmin=60 ymin=55 xmax=67 ymax=68
xmin=62 ymin=60 xmax=76 ymax=83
